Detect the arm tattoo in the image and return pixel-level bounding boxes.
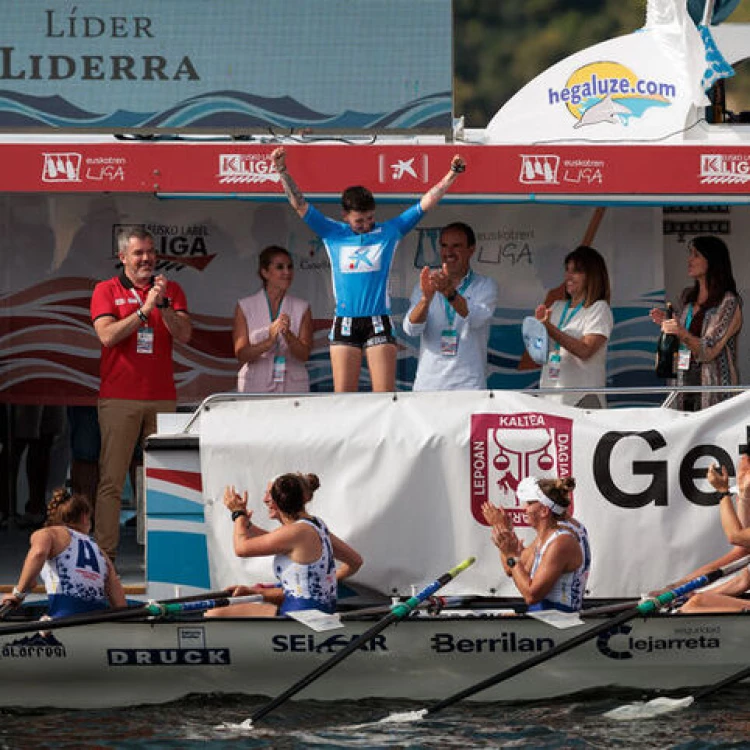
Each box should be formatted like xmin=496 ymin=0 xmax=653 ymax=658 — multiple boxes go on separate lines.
xmin=279 ymin=170 xmax=305 ymax=209
xmin=425 ymin=175 xmax=451 ymax=203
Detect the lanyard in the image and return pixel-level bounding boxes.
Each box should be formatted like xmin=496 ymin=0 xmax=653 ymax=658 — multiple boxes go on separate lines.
xmin=558 ymin=299 xmax=583 ymax=330
xmin=442 ymin=270 xmax=474 ymax=328
xmin=554 ymin=299 xmax=583 ymax=351
xmin=265 ymin=291 xmax=285 ymax=322
xmin=684 ymin=303 xmax=694 ymax=330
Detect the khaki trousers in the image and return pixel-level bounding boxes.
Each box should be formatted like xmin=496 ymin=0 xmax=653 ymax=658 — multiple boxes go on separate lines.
xmin=95 ymin=398 xmax=175 ymax=560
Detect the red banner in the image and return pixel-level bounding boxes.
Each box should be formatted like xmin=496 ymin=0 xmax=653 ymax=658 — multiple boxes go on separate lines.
xmin=1 ymin=142 xmax=749 ymax=197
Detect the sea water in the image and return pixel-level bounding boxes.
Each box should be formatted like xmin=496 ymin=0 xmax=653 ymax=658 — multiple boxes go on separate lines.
xmin=2 ymin=687 xmax=750 ymax=749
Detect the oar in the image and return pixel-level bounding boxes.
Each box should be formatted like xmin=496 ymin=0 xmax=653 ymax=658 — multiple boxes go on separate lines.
xmin=340 ymin=595 xmax=480 ymax=620
xmin=605 ymin=642 xmax=750 ymax=720
xmin=0 ymin=592 xmax=262 ymax=638
xmin=409 ymin=556 xmax=750 ymax=718
xmin=249 ymin=556 xmax=476 ymax=725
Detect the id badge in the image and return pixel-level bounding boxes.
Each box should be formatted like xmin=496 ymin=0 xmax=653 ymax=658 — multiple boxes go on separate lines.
xmin=341 ymin=317 xmax=352 ymax=337
xmin=373 ymin=316 xmax=384 ymax=335
xmin=677 ymin=346 xmax=691 ymax=371
xmin=272 ymin=355 xmax=286 ymax=383
xmin=548 ymin=351 xmax=561 ymax=380
xmin=440 ymin=329 xmax=458 ymax=356
xmin=136 ymin=327 xmax=154 ymax=354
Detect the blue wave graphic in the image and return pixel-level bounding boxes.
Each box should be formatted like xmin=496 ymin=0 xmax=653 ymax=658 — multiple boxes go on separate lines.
xmin=0 ymin=89 xmax=451 ymax=130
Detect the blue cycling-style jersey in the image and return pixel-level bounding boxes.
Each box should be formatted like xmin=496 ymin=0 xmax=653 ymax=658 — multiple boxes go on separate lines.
xmin=303 ymin=202 xmax=424 ymax=317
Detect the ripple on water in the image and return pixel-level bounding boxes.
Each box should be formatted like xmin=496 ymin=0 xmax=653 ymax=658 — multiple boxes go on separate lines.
xmin=1 ymin=688 xmax=750 ymax=749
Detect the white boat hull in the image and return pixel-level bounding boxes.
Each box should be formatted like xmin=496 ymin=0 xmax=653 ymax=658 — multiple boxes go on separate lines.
xmin=1 ymin=611 xmax=747 ymax=709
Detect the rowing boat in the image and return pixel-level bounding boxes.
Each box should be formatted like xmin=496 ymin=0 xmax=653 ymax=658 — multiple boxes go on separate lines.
xmin=1 ymin=608 xmax=747 ymax=709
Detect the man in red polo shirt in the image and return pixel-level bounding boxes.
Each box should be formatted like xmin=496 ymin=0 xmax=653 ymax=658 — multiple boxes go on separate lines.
xmin=91 ymin=225 xmax=192 ymax=561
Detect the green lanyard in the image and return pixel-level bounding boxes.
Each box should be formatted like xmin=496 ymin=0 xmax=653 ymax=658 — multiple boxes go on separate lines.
xmin=681 ymin=304 xmax=694 ymax=352
xmin=265 ymin=290 xmax=285 ymax=322
xmin=442 ymin=270 xmax=474 ymax=328
xmin=554 ymin=299 xmax=583 ymax=351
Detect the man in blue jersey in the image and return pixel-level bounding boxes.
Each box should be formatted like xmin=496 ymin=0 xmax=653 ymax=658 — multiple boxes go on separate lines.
xmin=271 ymin=147 xmax=466 ymax=392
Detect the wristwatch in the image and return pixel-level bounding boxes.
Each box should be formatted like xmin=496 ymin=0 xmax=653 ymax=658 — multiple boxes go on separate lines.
xmin=506 ymin=557 xmax=517 ymax=569
xmin=156 ymin=297 xmax=171 ymax=309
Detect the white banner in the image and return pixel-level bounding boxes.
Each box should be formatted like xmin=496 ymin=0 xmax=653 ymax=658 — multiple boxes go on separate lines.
xmin=199 ymin=390 xmax=750 ymax=598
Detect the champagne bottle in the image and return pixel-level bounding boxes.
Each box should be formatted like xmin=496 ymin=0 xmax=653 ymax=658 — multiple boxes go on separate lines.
xmin=655 ymin=302 xmax=678 ymax=379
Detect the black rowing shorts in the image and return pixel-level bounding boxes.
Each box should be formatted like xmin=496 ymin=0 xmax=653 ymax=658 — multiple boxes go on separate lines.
xmin=329 ymin=315 xmax=396 ymax=349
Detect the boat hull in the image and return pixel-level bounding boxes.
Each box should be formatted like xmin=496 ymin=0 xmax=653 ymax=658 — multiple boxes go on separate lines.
xmin=0 ymin=610 xmax=746 ymax=709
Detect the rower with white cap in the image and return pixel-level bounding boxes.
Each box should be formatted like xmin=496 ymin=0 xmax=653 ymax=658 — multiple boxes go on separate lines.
xmin=482 ymin=476 xmax=590 ymax=612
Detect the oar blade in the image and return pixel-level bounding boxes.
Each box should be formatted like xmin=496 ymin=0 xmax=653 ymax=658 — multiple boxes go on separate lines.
xmin=603 ymin=696 xmax=695 ymax=721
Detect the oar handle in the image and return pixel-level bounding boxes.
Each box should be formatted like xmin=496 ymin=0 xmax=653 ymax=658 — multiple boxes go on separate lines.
xmin=150 ymin=594 xmax=264 ymax=615
xmin=391 ymin=557 xmax=475 ymax=619
xmin=638 ymin=555 xmax=750 ymax=615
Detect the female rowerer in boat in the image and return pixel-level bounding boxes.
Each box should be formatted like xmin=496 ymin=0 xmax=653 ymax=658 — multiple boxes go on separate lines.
xmin=1 ymin=488 xmax=126 ymax=616
xmin=679 ymin=460 xmax=750 ymax=613
xmin=483 ymin=476 xmax=590 ymax=612
xmin=207 ymin=472 xmax=362 ymax=617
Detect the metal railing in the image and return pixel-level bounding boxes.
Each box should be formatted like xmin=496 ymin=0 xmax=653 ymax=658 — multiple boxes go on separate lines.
xmin=173 ymin=384 xmax=748 ymax=435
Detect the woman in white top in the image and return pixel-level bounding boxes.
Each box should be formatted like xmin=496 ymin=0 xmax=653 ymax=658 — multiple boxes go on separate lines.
xmin=233 ymin=245 xmax=313 ymax=393
xmin=535 ymin=245 xmax=613 ymax=408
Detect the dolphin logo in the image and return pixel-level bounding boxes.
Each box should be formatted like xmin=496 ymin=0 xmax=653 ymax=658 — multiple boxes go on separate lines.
xmin=574 ymin=94 xmax=630 ymax=128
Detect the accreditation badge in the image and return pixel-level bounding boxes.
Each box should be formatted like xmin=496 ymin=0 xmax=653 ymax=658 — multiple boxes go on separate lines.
xmin=677 ymin=345 xmax=691 ymax=371
xmin=440 ymin=329 xmax=458 ymax=356
xmin=272 ymin=355 xmax=287 ymax=383
xmin=547 ymin=351 xmax=561 ymax=380
xmin=136 ymin=327 xmax=154 ymax=354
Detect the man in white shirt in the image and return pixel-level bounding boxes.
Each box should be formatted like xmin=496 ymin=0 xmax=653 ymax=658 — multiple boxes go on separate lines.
xmin=403 ymin=222 xmax=498 ymax=391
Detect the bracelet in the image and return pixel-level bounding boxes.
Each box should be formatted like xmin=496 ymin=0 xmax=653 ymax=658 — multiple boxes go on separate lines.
xmin=156 ymin=297 xmax=171 ymax=310
xmin=450 ymin=163 xmax=466 ymax=174
xmin=12 ymin=586 xmax=26 ymax=600
xmin=445 ymin=290 xmax=458 ymax=302
xmin=136 ymin=308 xmax=148 ymax=324
xmin=231 ymin=509 xmax=247 ymax=522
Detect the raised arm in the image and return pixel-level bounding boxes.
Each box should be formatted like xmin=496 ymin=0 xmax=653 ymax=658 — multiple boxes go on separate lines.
xmin=419 ymin=155 xmax=466 ymax=213
xmin=272 ymin=147 xmax=308 ymax=217
xmin=708 ymin=464 xmax=750 ymax=547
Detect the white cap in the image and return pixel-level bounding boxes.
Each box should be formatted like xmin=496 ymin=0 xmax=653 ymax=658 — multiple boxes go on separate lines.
xmin=516 ymin=476 xmax=565 ymax=516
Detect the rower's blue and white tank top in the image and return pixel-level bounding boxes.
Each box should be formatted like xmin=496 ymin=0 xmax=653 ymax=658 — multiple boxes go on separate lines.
xmin=274 ymin=517 xmax=337 ymax=615
xmin=527 ymin=525 xmax=589 ymax=613
xmin=40 ymin=528 xmax=109 ymax=618
xmin=559 ymin=518 xmax=592 ymax=588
